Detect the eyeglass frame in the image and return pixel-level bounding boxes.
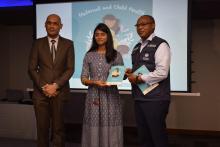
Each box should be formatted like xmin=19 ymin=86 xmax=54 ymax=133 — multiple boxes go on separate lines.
xmin=134 ymin=22 xmax=154 ymax=27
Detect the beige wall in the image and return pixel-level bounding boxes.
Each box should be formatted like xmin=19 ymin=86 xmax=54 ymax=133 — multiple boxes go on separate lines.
xmin=0 ymin=19 xmax=220 ymax=131
xmin=167 ymin=19 xmax=220 ymax=131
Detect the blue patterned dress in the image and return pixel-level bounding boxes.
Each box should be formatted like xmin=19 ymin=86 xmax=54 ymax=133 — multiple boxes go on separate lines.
xmin=81 ymin=51 xmax=123 ymax=147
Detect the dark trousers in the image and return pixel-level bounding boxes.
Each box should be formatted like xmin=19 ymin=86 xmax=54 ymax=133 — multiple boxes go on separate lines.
xmin=134 ymin=100 xmax=170 ymax=147
xmin=33 ymin=96 xmax=65 ymax=147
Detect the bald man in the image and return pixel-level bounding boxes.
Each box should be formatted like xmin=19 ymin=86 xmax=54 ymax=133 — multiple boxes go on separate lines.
xmin=28 ymin=14 xmax=75 ymax=147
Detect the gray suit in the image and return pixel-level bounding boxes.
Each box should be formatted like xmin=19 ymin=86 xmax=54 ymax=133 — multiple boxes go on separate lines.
xmin=28 ymin=36 xmax=74 ymax=147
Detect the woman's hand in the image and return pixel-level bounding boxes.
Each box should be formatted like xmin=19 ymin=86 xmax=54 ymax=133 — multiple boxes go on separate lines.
xmin=94 ymin=80 xmax=110 ymax=87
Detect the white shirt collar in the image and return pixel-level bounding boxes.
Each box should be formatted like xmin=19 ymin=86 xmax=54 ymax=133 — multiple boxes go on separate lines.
xmin=139 ymin=33 xmax=155 ymax=44
xmin=48 ymin=36 xmax=59 ymax=44
xmin=48 ymin=36 xmax=59 ymax=51
xmin=138 ymin=33 xmax=155 ymax=52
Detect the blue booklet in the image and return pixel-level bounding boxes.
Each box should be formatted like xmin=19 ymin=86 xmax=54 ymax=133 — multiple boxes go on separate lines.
xmin=133 ymin=65 xmax=159 ymax=95
xmin=106 ymin=65 xmax=126 ymax=85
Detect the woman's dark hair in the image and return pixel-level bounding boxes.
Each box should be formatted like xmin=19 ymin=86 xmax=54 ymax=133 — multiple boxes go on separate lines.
xmin=88 ymin=23 xmax=117 ymax=63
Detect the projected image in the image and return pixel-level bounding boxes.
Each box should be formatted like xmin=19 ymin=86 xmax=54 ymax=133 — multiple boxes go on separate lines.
xmin=102 ymin=14 xmax=129 ymax=55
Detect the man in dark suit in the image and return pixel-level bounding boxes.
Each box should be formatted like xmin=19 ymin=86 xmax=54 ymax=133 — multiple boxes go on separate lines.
xmin=28 ymin=14 xmax=74 ymax=147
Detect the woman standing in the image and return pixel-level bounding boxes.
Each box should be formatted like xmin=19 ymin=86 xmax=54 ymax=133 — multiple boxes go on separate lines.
xmin=81 ymin=23 xmax=124 ymax=147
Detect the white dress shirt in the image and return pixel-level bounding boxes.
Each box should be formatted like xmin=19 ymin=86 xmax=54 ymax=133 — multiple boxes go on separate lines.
xmin=48 ymin=36 xmax=59 ymax=52
xmin=139 ymin=33 xmax=171 ymax=85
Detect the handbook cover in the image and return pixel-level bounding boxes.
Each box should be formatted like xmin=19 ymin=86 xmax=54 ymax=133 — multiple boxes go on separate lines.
xmin=106 ymin=65 xmax=126 ymax=85
xmin=133 ymin=65 xmax=159 ymax=95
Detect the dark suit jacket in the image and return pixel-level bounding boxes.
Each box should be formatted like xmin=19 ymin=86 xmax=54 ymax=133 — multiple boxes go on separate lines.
xmin=28 ymin=36 xmax=74 ymax=101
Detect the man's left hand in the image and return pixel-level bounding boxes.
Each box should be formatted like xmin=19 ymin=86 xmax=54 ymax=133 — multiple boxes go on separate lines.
xmin=42 ymin=83 xmax=59 ymax=98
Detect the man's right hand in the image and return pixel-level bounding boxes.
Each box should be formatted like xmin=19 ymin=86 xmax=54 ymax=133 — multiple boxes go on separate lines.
xmin=125 ymin=68 xmax=132 ymax=76
xmin=42 ymin=84 xmax=59 ymax=98
xmin=127 ymin=74 xmax=137 ymax=84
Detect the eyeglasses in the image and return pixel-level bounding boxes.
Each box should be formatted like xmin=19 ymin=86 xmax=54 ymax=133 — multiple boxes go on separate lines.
xmin=134 ymin=22 xmax=153 ymax=27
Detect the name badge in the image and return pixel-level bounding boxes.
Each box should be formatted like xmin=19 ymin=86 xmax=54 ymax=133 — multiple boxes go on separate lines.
xmin=147 ymin=44 xmax=156 ymax=47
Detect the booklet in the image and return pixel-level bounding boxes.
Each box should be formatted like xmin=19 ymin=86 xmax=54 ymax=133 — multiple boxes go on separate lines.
xmin=106 ymin=65 xmax=126 ymax=85
xmin=133 ymin=65 xmax=159 ymax=95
